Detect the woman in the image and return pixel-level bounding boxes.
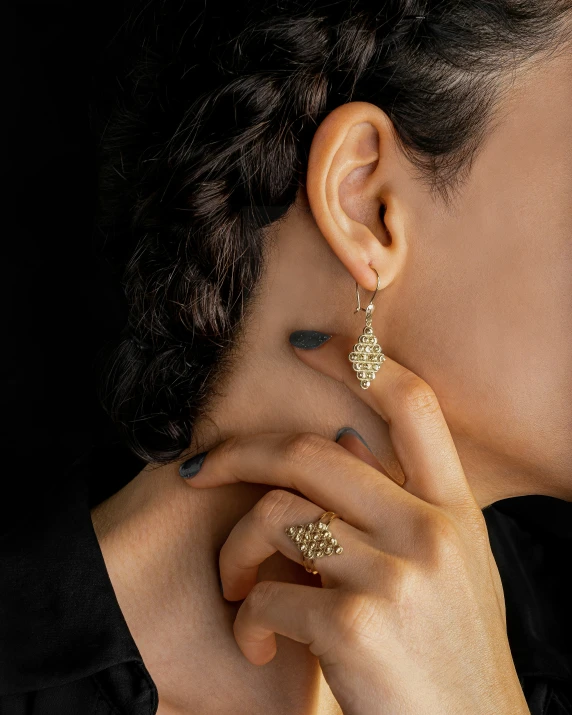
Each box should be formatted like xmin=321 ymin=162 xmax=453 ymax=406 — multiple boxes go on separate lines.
xmin=3 ymin=0 xmax=572 ymax=712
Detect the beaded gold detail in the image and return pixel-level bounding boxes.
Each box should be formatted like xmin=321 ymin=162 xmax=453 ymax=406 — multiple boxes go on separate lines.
xmin=285 ymin=511 xmax=343 ymax=574
xmin=349 ymin=303 xmax=385 ymax=390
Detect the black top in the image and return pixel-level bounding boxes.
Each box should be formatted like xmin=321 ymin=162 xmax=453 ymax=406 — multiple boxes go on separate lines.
xmin=1 ymin=443 xmax=571 ymax=714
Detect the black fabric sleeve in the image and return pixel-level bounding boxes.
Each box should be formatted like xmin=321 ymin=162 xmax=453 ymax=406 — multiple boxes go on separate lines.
xmin=524 ymin=678 xmax=572 ymax=715
xmin=484 ymin=501 xmax=572 ymax=715
xmin=0 ymin=449 xmax=158 ymax=714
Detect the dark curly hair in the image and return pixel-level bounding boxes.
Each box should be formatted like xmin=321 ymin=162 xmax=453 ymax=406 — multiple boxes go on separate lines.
xmin=91 ymin=0 xmax=572 ymax=464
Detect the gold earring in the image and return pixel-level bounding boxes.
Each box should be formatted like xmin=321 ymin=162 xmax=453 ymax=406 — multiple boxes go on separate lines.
xmin=349 ymin=268 xmax=386 ymax=389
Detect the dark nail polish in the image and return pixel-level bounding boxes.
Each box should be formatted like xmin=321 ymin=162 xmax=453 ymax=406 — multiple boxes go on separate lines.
xmin=289 ymin=330 xmax=332 ymax=349
xmin=179 ymin=450 xmax=209 ymax=479
xmin=335 ymin=427 xmax=371 ymax=450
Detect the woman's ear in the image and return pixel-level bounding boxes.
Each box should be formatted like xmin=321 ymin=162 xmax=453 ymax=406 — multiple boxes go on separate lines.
xmin=306 ymin=101 xmax=408 ymax=292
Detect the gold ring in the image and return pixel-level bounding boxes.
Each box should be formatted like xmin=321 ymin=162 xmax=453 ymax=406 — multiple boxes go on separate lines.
xmin=284 ymin=511 xmax=344 ymax=574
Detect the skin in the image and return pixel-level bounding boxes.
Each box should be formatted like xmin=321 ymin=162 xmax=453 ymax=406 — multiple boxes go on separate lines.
xmin=183 ymin=356 xmax=527 ymax=714
xmin=92 ymin=43 xmax=572 ymax=714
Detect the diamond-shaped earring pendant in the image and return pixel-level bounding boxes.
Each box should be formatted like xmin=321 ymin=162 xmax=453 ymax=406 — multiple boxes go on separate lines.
xmin=348 ymin=303 xmax=386 ymax=389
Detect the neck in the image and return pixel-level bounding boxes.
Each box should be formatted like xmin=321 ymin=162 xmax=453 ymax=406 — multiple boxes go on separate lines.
xmin=189 ymin=359 xmax=557 ymax=511
xmin=185 ymin=199 xmax=570 ymax=511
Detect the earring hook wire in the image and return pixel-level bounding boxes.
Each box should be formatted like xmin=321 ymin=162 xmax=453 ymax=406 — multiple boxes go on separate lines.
xmin=354 ymin=267 xmax=381 ymax=313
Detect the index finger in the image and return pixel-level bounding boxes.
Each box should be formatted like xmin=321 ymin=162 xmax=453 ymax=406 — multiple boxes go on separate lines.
xmin=291 ymin=334 xmax=477 ymax=513
xmin=180 ymin=431 xmax=420 ymax=535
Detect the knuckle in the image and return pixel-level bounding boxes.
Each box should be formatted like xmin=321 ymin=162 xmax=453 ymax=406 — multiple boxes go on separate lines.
xmin=404 ymin=507 xmax=463 ymax=568
xmin=433 ymin=512 xmax=461 ymax=546
xmin=395 ymin=374 xmax=440 ymax=417
xmin=424 ymin=511 xmax=464 ymax=567
xmin=374 ymin=551 xmax=409 ymax=602
xmin=254 ymin=489 xmax=297 ymax=528
xmin=244 ymin=580 xmax=277 ymax=614
xmin=214 ymin=433 xmax=242 ymax=462
xmin=282 ymin=432 xmax=331 ymax=466
xmin=330 ymin=593 xmax=382 ymax=647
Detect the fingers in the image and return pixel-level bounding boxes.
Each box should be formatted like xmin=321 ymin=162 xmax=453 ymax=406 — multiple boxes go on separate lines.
xmin=232 ymin=580 xmax=342 ymax=665
xmin=336 ymin=428 xmax=398 ymax=481
xmin=183 ymin=431 xmax=418 ymax=534
xmin=220 ymin=489 xmax=370 ymax=600
xmin=291 ymin=334 xmax=477 ymax=513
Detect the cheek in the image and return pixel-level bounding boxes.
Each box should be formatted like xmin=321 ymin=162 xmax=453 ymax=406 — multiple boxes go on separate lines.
xmin=383 ymin=207 xmax=572 ymax=479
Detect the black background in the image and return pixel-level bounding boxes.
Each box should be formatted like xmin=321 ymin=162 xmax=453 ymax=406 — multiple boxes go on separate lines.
xmin=5 ymin=1 xmax=144 ymax=512
xmin=5 ymin=0 xmax=569 ymax=523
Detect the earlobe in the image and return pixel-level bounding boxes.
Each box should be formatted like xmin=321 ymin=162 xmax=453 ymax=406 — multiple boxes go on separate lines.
xmin=306 ymin=101 xmax=407 ymax=293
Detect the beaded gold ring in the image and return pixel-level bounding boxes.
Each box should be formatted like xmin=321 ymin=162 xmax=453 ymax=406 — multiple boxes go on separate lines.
xmin=285 ymin=511 xmax=343 ymax=574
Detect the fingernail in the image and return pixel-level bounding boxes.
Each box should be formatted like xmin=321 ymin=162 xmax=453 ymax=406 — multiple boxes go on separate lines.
xmin=289 ymin=330 xmax=332 ymax=349
xmin=179 ymin=450 xmax=209 ymax=479
xmin=335 ymin=427 xmax=371 ymax=451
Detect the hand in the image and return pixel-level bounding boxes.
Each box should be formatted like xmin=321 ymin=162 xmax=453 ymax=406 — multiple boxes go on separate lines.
xmin=181 ymin=335 xmax=529 ymax=715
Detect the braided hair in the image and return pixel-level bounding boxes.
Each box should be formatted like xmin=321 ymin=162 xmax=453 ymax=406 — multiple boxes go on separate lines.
xmin=92 ymin=0 xmax=572 ymax=464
